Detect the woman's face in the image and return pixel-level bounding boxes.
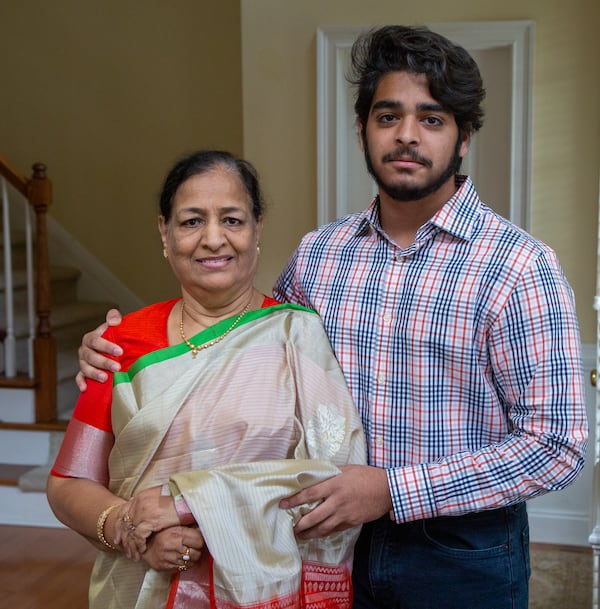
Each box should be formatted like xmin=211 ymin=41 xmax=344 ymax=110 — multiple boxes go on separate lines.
xmin=158 ymin=165 xmax=263 ymax=302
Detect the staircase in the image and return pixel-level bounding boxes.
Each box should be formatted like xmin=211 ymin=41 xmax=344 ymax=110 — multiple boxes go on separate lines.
xmin=0 ymin=157 xmax=127 ymax=526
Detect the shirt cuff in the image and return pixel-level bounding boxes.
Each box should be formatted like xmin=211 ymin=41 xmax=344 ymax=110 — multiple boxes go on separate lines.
xmin=387 ymin=464 xmax=437 ymax=522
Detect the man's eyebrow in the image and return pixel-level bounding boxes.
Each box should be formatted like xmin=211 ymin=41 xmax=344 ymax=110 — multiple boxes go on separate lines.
xmin=370 ymin=99 xmax=448 ymax=113
xmin=371 ymin=99 xmax=404 ymax=112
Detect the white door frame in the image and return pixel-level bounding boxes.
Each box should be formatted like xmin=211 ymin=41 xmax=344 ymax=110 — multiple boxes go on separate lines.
xmin=316 ymin=21 xmax=535 ymax=228
xmin=589 ymin=175 xmax=600 ymax=608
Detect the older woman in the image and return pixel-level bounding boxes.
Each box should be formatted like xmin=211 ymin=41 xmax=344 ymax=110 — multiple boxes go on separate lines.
xmin=47 ymin=150 xmax=366 ymax=609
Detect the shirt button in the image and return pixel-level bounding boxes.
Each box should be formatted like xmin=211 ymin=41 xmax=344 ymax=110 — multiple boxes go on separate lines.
xmin=383 ymin=313 xmax=391 ymax=323
xmin=377 ymin=374 xmax=386 ymax=384
xmin=395 ymin=255 xmax=407 ymax=262
xmin=375 ymin=436 xmax=384 ymax=446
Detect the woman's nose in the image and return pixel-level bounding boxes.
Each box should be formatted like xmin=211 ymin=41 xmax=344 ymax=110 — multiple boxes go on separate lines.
xmin=201 ymin=220 xmax=226 ymax=249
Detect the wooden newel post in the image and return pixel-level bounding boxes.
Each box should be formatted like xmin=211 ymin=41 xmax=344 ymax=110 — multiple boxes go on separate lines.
xmin=28 ymin=163 xmax=56 ymax=422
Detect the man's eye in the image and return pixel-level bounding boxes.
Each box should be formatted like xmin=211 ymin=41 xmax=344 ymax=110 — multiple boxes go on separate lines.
xmin=424 ymin=116 xmax=443 ymax=126
xmin=379 ymin=114 xmax=397 ymax=123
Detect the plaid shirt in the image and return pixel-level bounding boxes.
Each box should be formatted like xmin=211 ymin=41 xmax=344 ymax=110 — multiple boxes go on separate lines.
xmin=274 ymin=176 xmax=587 ymax=523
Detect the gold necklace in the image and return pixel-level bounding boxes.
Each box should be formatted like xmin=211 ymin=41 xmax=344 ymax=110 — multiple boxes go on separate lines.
xmin=179 ymin=299 xmax=251 ymax=358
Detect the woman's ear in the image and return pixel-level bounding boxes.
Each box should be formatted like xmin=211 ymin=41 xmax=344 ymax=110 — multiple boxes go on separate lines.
xmin=158 ymin=215 xmax=168 ymax=250
xmin=256 ymin=215 xmax=264 ymax=242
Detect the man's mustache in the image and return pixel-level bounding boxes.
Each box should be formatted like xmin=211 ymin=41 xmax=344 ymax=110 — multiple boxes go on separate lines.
xmin=382 ymin=148 xmax=433 ymax=168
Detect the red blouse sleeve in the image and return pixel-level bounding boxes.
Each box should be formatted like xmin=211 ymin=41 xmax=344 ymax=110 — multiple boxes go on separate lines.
xmin=68 ymin=299 xmax=177 ymax=432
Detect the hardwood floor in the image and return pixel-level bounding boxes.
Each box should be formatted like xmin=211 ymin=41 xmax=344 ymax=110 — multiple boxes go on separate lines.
xmin=0 ymin=525 xmax=95 ymax=609
xmin=0 ymin=525 xmax=594 ymax=608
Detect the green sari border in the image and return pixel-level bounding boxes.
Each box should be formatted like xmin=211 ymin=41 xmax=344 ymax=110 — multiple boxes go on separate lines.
xmin=113 ymin=302 xmax=317 ymax=386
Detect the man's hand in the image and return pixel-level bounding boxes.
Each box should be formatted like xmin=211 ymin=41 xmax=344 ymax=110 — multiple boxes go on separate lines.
xmin=76 ymin=308 xmax=124 ymax=390
xmin=279 ymin=464 xmax=393 ymax=539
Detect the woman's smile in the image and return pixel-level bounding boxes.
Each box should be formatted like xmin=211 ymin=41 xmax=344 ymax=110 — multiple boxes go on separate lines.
xmin=196 ymin=255 xmax=234 ymax=268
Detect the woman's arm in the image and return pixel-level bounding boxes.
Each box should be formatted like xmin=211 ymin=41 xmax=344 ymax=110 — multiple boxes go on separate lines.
xmin=46 ymin=475 xmax=127 ymax=550
xmin=47 ymin=475 xmax=205 ymax=569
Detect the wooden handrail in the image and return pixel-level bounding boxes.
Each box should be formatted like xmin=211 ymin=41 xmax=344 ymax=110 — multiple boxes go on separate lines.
xmin=0 ymin=155 xmax=56 ymax=422
xmin=0 ymin=154 xmax=28 ymax=197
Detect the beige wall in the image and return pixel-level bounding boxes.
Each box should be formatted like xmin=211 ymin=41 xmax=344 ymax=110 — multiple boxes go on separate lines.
xmin=0 ymin=1 xmax=243 ymax=305
xmin=242 ymin=0 xmax=600 ymax=342
xmin=1 ymin=2 xmax=597 ymax=342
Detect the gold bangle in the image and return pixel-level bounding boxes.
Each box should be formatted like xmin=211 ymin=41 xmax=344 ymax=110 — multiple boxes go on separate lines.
xmin=97 ymin=504 xmax=120 ymax=551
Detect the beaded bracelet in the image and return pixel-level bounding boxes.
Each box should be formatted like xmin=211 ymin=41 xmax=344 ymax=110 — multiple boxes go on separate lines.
xmin=97 ymin=504 xmax=120 ymax=551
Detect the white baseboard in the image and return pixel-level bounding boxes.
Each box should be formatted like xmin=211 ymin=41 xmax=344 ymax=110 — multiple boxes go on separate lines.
xmin=0 ymin=485 xmax=63 ymax=527
xmin=528 ymin=504 xmax=592 ymax=546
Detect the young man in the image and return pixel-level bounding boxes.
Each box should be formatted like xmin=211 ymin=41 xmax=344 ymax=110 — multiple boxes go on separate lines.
xmin=78 ymin=26 xmax=586 ymax=609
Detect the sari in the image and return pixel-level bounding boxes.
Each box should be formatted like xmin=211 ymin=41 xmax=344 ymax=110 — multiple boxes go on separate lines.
xmin=53 ymin=300 xmax=366 ymax=609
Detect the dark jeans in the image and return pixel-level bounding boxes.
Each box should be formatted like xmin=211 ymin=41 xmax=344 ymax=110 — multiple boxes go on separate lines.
xmin=352 ymin=503 xmax=530 ymax=609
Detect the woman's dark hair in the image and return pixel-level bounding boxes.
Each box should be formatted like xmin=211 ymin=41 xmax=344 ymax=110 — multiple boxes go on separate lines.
xmin=349 ymin=25 xmax=486 ymax=138
xmin=159 ymin=150 xmax=265 ymax=222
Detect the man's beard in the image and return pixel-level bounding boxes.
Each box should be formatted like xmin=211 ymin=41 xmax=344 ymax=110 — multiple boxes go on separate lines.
xmin=363 ymin=135 xmax=463 ymax=202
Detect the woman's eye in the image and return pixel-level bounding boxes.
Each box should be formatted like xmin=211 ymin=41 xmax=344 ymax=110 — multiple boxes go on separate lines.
xmin=183 ymin=218 xmax=201 ymax=227
xmin=224 ymin=217 xmax=242 ymax=226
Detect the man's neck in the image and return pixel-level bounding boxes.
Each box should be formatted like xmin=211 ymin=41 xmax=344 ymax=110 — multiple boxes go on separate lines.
xmin=378 ymin=179 xmax=458 ymax=248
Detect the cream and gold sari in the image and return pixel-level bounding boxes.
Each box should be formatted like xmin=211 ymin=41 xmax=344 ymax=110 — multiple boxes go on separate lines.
xmin=89 ymin=303 xmax=366 ymax=609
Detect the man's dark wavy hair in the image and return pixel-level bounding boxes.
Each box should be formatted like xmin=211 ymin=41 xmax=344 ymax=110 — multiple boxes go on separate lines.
xmin=349 ymin=25 xmax=486 ymax=138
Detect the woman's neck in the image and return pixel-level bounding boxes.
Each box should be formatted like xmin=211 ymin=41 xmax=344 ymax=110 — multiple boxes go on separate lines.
xmin=181 ymin=287 xmax=259 ymax=327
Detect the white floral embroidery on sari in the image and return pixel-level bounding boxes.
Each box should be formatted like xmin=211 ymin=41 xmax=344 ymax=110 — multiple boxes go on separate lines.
xmin=306 ymin=404 xmax=346 ymax=459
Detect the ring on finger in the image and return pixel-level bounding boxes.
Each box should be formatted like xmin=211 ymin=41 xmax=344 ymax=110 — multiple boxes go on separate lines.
xmin=123 ymin=513 xmax=136 ymax=531
xmin=178 ymin=546 xmax=191 ymax=571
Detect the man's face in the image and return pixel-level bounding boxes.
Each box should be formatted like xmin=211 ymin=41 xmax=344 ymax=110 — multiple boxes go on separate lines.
xmin=360 ymin=71 xmax=470 ymax=204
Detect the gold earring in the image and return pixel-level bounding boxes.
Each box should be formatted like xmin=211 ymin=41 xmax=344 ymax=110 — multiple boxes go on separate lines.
xmin=257 ymin=245 xmax=261 ymax=256
xmin=163 ymin=248 xmax=168 ymax=259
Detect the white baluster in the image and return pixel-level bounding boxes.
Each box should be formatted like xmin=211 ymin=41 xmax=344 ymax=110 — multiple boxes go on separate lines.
xmin=1 ymin=178 xmax=16 ymax=377
xmin=25 ymin=201 xmax=35 ymax=378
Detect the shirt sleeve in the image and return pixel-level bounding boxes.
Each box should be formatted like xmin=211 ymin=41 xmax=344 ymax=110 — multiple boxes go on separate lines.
xmin=387 ymin=249 xmax=588 ymax=522
xmin=273 ymin=248 xmax=307 ymax=306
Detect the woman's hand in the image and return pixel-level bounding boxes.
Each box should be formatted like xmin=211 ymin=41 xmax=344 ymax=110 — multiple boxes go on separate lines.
xmin=141 ymin=525 xmax=205 ymax=572
xmin=113 ymin=486 xmax=181 ymax=559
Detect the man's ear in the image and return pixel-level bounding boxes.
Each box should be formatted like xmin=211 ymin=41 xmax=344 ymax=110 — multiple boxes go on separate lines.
xmin=357 ymin=119 xmax=365 ymax=152
xmin=458 ymin=129 xmax=472 ymax=159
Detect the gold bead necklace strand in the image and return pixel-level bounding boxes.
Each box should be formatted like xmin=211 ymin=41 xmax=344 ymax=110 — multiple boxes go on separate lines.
xmin=179 ymin=299 xmax=251 ymax=358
